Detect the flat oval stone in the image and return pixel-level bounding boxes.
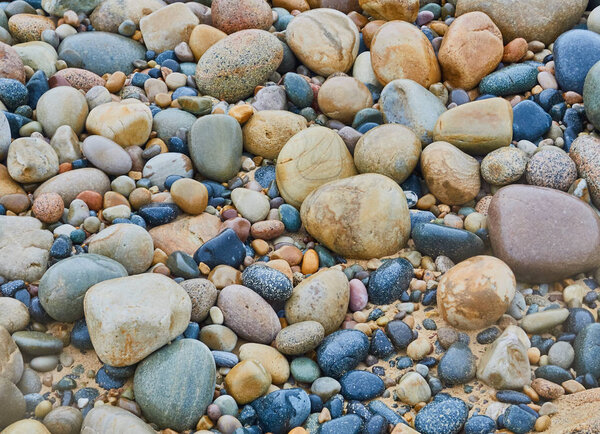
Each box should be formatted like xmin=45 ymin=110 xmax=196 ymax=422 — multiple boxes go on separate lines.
xmin=42 ymin=406 xmax=83 ymax=434
xmin=488 ymin=185 xmax=600 ymax=282
xmin=34 ymin=168 xmax=110 ymax=206
xmin=3 ymin=419 xmax=49 ymax=434
xmin=36 ymin=86 xmax=88 ymax=137
xmin=134 ymin=339 xmax=215 ymax=431
xmin=89 ymin=0 xmax=164 ymax=33
xmin=189 ymin=114 xmax=242 ymax=182
xmin=339 ymin=370 xmax=384 ymax=400
xmin=437 ymin=342 xmax=477 ymax=385
xmin=242 ymin=110 xmax=307 ymax=160
xmin=217 ymin=284 xmax=281 ymax=344
xmin=0 ymin=42 xmax=25 ymax=84
xmin=39 ymin=253 xmax=127 ymax=322
xmin=57 ymin=32 xmax=145 ymax=75
xmin=300 ymin=173 xmax=410 ymax=259
xmin=316 ymin=329 xmax=369 ymax=378
xmin=138 ymin=202 xmax=179 ymax=226
xmin=479 ymin=63 xmax=538 ymax=96
xmin=7 ymin=137 xmax=58 ymax=184
xmin=367 ymin=258 xmax=414 ymax=305
xmin=0 ymin=377 xmax=26 ymax=429
xmin=276 ymin=126 xmax=357 ymax=208
xmin=81 ymin=405 xmax=155 ymax=434
xmin=414 ymin=395 xmax=468 ymax=434
xmin=412 ymin=222 xmax=485 ymax=263
xmin=11 ymin=331 xmax=62 ymax=357
xmin=195 ymin=29 xmax=283 ymax=103
xmin=82 ymin=135 xmax=133 ymax=176
xmin=275 ymin=321 xmax=325 ymax=356
xmin=242 ymin=264 xmax=293 ymax=302
xmin=13 ymin=41 xmax=58 ymax=77
xmin=480 ymin=147 xmax=528 ymax=186
xmin=239 ymin=343 xmax=290 ymax=384
xmin=85 ymin=100 xmax=152 ymax=147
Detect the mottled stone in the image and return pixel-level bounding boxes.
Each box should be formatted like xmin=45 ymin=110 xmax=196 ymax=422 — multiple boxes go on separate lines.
xmin=90 ymin=0 xmax=165 ymax=33
xmin=86 ymin=100 xmax=152 ymax=147
xmin=140 ymin=3 xmax=199 ymax=53
xmin=149 ymin=213 xmax=221 ymax=256
xmin=34 ymin=168 xmax=110 ymax=206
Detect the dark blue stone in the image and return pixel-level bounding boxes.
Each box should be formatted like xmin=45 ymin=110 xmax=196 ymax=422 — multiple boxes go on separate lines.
xmin=346 ymin=401 xmax=372 ymax=422
xmin=29 ymin=297 xmax=52 ymax=323
xmin=309 ymin=394 xmax=323 ymax=413
xmin=95 ymin=366 xmax=126 ymax=389
xmin=278 ymin=204 xmax=301 ymax=232
xmin=155 ymin=50 xmax=176 ymax=64
xmin=550 ymin=102 xmax=567 ymax=122
xmin=283 ymin=72 xmax=313 ymax=108
xmin=193 ymin=228 xmax=246 ymax=268
xmin=14 ymin=105 xmax=32 ymax=118
xmin=385 ymin=320 xmax=413 ymax=350
xmin=402 ymin=174 xmax=422 ymax=197
xmin=274 ymin=12 xmax=293 ymax=31
xmin=476 ymin=327 xmax=501 ymax=344
xmin=364 ymin=414 xmax=387 ymax=434
xmin=318 ymin=414 xmax=362 ymax=434
xmin=414 ymin=395 xmax=468 ymax=434
xmin=314 ymin=245 xmax=335 ymax=268
xmin=183 ymin=322 xmax=200 ymax=339
xmin=464 ymin=415 xmax=496 ymax=434
xmin=251 ymin=388 xmax=311 ymax=434
xmin=450 ymin=89 xmax=469 ymax=105
xmin=0 ymin=204 xmax=5 ymax=215
xmin=420 ymin=356 xmax=437 ymax=368
xmin=396 ymin=356 xmax=413 ymax=369
xmin=565 ymin=308 xmax=595 ymax=334
xmin=563 ymin=108 xmax=583 ymax=133
xmin=168 ymin=137 xmax=188 ymax=155
xmin=50 ymin=236 xmax=72 ymax=259
xmin=574 ymin=323 xmax=600 ymax=377
xmin=564 ymin=127 xmax=579 ymax=150
xmin=367 ymin=258 xmax=413 ymax=304
xmin=243 ymin=264 xmax=293 ymax=302
xmin=1 ymin=280 xmax=25 ymax=297
xmin=70 ymin=229 xmax=86 ymax=244
xmin=324 ymin=394 xmax=344 ymax=419
xmin=26 ymin=70 xmax=48 ymax=108
xmin=317 ymin=329 xmax=369 ymax=378
xmin=495 ymin=390 xmax=531 ymax=404
xmin=536 ymin=88 xmax=564 ymax=112
xmin=437 ymin=342 xmax=476 ymax=385
xmin=239 ymin=405 xmax=257 ymax=426
xmin=479 ymin=63 xmax=538 ymax=96
xmin=254 ymin=165 xmax=276 ymax=188
xmin=352 ymin=108 xmax=383 ymax=129
xmin=208 ymin=197 xmax=226 ymax=207
xmin=428 ymin=377 xmax=443 ymax=395
xmin=131 ymin=72 xmax=150 ymax=87
xmin=339 ymin=370 xmax=385 ymax=401
xmin=583 ymin=373 xmax=598 ymax=388
xmin=4 ymin=112 xmax=32 ymax=137
xmin=165 ymin=175 xmax=184 ymax=190
xmin=145 ymin=50 xmax=156 ymax=60
xmin=357 ymin=122 xmax=378 ymax=134
xmin=409 ymin=210 xmax=435 ymax=230
xmin=14 ymin=289 xmax=30 ymax=307
xmin=412 ymin=223 xmax=484 ymax=263
xmin=512 ymin=100 xmax=552 ymax=141
xmin=104 ymin=364 xmax=135 ymax=379
xmin=138 ymin=203 xmax=179 ymax=226
xmin=172 ymin=86 xmax=197 ymax=99
xmin=502 ymin=405 xmax=536 ymax=434
xmin=534 ymin=365 xmax=572 ymax=383
xmin=162 ymin=58 xmax=179 ymax=72
xmin=212 ymin=350 xmax=239 ymax=368
xmin=0 ymin=78 xmax=28 ymax=111
xmin=367 ymin=401 xmax=407 ymax=426
xmin=71 ymin=158 xmax=87 ymax=169
xmin=148 ymin=68 xmax=161 ymax=78
xmin=423 ymin=318 xmax=437 ymax=330
xmin=71 ymin=319 xmax=93 ymax=350
xmin=554 ymin=29 xmax=600 ymax=94
xmin=369 ymin=329 xmax=395 ymax=359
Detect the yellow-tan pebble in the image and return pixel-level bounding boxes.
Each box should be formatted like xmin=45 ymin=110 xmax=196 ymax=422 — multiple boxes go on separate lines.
xmin=535 ymin=415 xmax=551 ymax=431
xmin=271 ymin=245 xmax=303 ymax=266
xmin=229 ymin=105 xmax=254 ymax=124
xmin=464 ymin=212 xmax=487 ymax=233
xmin=154 ymin=92 xmax=172 ymax=108
xmin=317 ymin=76 xmax=373 ymax=124
xmin=208 ymin=265 xmax=241 ymax=289
xmin=129 ymin=188 xmax=152 ymax=210
xmin=301 ymin=249 xmax=319 ymax=275
xmin=251 ymin=239 xmax=269 ymax=256
xmin=242 ymin=110 xmax=307 ymax=160
xmin=224 ymin=360 xmax=272 ymax=404
xmin=105 ymin=71 xmax=126 ymax=93
xmin=189 ymin=24 xmax=227 ymax=61
xmin=238 ymin=343 xmax=290 ymax=384
xmin=2 ymin=419 xmax=51 ymax=434
xmin=34 ymin=400 xmax=53 ymax=419
xmin=170 ymin=178 xmax=208 ymax=215
xmin=266 ymin=259 xmax=293 ymax=282
xmin=406 ymin=337 xmax=432 ymax=360
xmin=145 ymin=138 xmax=168 ymax=153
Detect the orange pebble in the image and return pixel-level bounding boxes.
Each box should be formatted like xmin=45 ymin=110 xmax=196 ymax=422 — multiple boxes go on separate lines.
xmin=145 ymin=138 xmax=168 ymax=153
xmin=301 ymin=249 xmax=319 ymax=274
xmin=229 ymin=104 xmax=254 ymax=124
xmin=58 ymin=162 xmax=72 ymax=173
xmin=288 ymin=427 xmax=308 ymax=434
xmin=75 ymin=190 xmax=103 ymax=211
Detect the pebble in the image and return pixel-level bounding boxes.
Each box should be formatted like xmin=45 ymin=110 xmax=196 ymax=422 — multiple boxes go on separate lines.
xmin=525 ymin=148 xmax=577 ymax=191
xmin=481 ymin=147 xmax=528 ymax=186
xmin=317 ymin=330 xmax=369 ymax=378
xmin=276 ymin=321 xmax=325 ymax=356
xmin=414 ymin=395 xmax=468 ymax=434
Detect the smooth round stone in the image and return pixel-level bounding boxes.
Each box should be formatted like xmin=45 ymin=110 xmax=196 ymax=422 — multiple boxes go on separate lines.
xmin=195 ymin=29 xmax=282 ymax=103
xmin=11 ymin=331 xmax=62 ymax=357
xmin=90 ymin=0 xmax=163 ymax=33
xmin=0 ymin=298 xmax=29 ymax=333
xmin=349 ymin=279 xmax=368 ymax=312
xmin=564 ymin=308 xmax=595 ymax=334
xmin=16 ymin=367 xmax=40 ymax=395
xmin=311 ymin=377 xmax=341 ymax=402
xmin=230 ymin=188 xmax=269 ymax=223
xmin=251 ymin=388 xmax=310 ymax=434
xmin=82 ymin=135 xmax=132 ymax=176
xmin=199 ymin=324 xmax=238 ymax=351
xmin=438 ymin=342 xmax=476 ymax=385
xmin=548 ymin=341 xmax=574 ymax=369
xmin=481 ymin=147 xmax=528 ymax=186
xmin=213 ymin=395 xmax=238 ymax=417
xmin=286 ymin=9 xmax=358 ymax=76
xmin=225 ymin=359 xmax=271 ymax=404
xmin=39 ymin=254 xmax=127 ymax=322
xmin=242 ymin=264 xmax=293 ymax=302
xmin=84 ymin=274 xmax=191 ymax=367
xmin=554 ymin=30 xmax=600 ymax=94
xmin=370 ymin=20 xmax=441 ymax=88
xmin=30 ymin=355 xmax=58 ymax=372
xmin=316 ymin=329 xmax=369 ymax=378
xmin=180 ymin=278 xmax=218 ymax=323
xmin=479 ymin=63 xmax=538 ymax=96
xmin=12 ymin=41 xmax=58 ymax=77
xmin=0 ymin=78 xmax=28 ymax=111
xmin=464 ymin=415 xmax=496 ymax=434
xmin=353 ymin=124 xmax=421 ymax=183
xmin=139 ymin=3 xmax=199 ymax=54
xmin=512 ymin=100 xmax=551 ymax=141
xmin=283 ymin=73 xmax=313 ymax=109
xmin=242 ymin=110 xmax=307 ymax=160
xmin=432 ymin=98 xmax=513 ymax=155
xmin=285 ymin=269 xmax=349 ymax=335
xmin=438 ymin=255 xmax=516 ymax=330
xmin=301 ymin=173 xmax=410 ymax=259
xmin=574 ymin=323 xmax=600 ymax=377
xmin=217 ymin=284 xmax=281 ymax=344
xmin=367 ymin=258 xmax=414 ymax=304
xmin=379 ymin=79 xmax=447 ymax=145
xmin=212 ymin=0 xmax=272 ymax=34
xmin=339 ymin=370 xmax=384 ymax=400
xmin=152 ymin=108 xmax=196 ymax=142
xmin=275 ymin=321 xmax=325 ymax=356
xmin=277 ymin=204 xmax=301 ymax=233
xmin=584 ymin=60 xmax=600 ymax=131
xmin=42 ymin=406 xmax=82 ymax=434
xmin=54 ymin=68 xmax=105 ymax=92
xmin=525 ymin=148 xmax=577 ymax=191
xmin=438 ymin=12 xmax=503 ymax=90
xmin=359 ymin=0 xmax=418 ymax=20
xmin=3 ymin=419 xmax=50 ymax=433
xmin=142 ymin=152 xmax=193 ymax=190
xmin=239 ymin=343 xmax=289 ymax=384
xmin=81 ymin=405 xmax=155 ymax=433
xmin=189 ymin=114 xmax=242 ymax=182
xmin=134 ymin=339 xmax=215 ymax=431
xmin=421 ymin=141 xmax=480 ymax=205
xmin=0 ymin=378 xmax=26 ymax=431
xmin=0 ymin=327 xmax=23 ymax=384
xmin=0 ymin=42 xmax=26 ymax=84
xmin=396 ymin=371 xmax=431 ymax=405
xmin=415 ymin=395 xmax=468 ymax=434
xmin=188 ymin=24 xmax=227 ymax=61
xmin=57 ymin=32 xmax=145 ymax=75
xmin=290 ymin=357 xmax=320 ymax=383
xmin=317 ymin=76 xmax=372 ymax=124
xmin=7 ymin=137 xmax=58 ymax=184
xmin=570 ymin=135 xmax=600 ymax=208
xmin=86 ymin=100 xmax=152 ymax=147
xmin=36 ymin=86 xmax=88 ymax=137
xmin=412 ymin=222 xmax=485 ymax=263
xmin=170 ymin=178 xmax=208 ymax=215
xmin=276 ymin=126 xmax=357 ymax=208
xmin=88 ymin=224 xmax=154 ymax=275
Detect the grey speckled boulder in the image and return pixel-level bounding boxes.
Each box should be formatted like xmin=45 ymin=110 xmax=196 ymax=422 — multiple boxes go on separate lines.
xmin=195 ymin=29 xmax=283 ymax=103
xmin=133 ymin=339 xmax=215 ymax=431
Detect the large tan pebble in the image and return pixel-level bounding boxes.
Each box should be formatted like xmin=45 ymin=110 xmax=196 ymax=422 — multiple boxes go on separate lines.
xmin=188 ymin=24 xmax=227 ymax=61
xmin=275 ymin=321 xmax=325 ymax=355
xmin=7 ymin=137 xmax=58 ymax=183
xmin=139 ymin=3 xmax=199 ymax=53
xmin=317 ymin=76 xmax=373 ymax=124
xmin=2 ymin=419 xmax=50 ymax=433
xmin=36 ymin=86 xmax=88 ymax=138
xmin=80 ymin=405 xmax=155 ymax=434
xmin=300 ymin=173 xmax=410 ymax=259
xmin=239 ymin=343 xmax=290 ymax=384
xmin=225 ymin=360 xmax=271 ymax=404
xmin=359 ymin=0 xmax=418 ymax=21
xmin=243 ymin=110 xmax=307 ymax=160
xmin=85 ymin=101 xmax=152 ymax=147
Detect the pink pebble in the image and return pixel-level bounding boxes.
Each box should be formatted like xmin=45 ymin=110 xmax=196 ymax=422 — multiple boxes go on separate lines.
xmin=349 ymin=278 xmax=368 ymax=312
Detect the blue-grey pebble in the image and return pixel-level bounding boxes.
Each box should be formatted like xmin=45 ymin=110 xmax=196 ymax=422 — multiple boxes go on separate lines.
xmin=242 ymin=264 xmax=293 ymax=302
xmin=317 ymin=330 xmax=369 ymax=378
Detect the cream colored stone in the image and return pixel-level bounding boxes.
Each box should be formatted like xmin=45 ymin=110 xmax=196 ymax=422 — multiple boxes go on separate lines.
xmin=317 ymin=76 xmax=373 ymax=124
xmin=243 ymin=110 xmax=307 ymax=160
xmin=239 ymin=343 xmax=290 ymax=384
xmin=85 ymin=100 xmax=152 ymax=147
xmin=139 ymin=3 xmax=199 ymax=53
xmin=6 ymin=137 xmax=59 ymax=183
